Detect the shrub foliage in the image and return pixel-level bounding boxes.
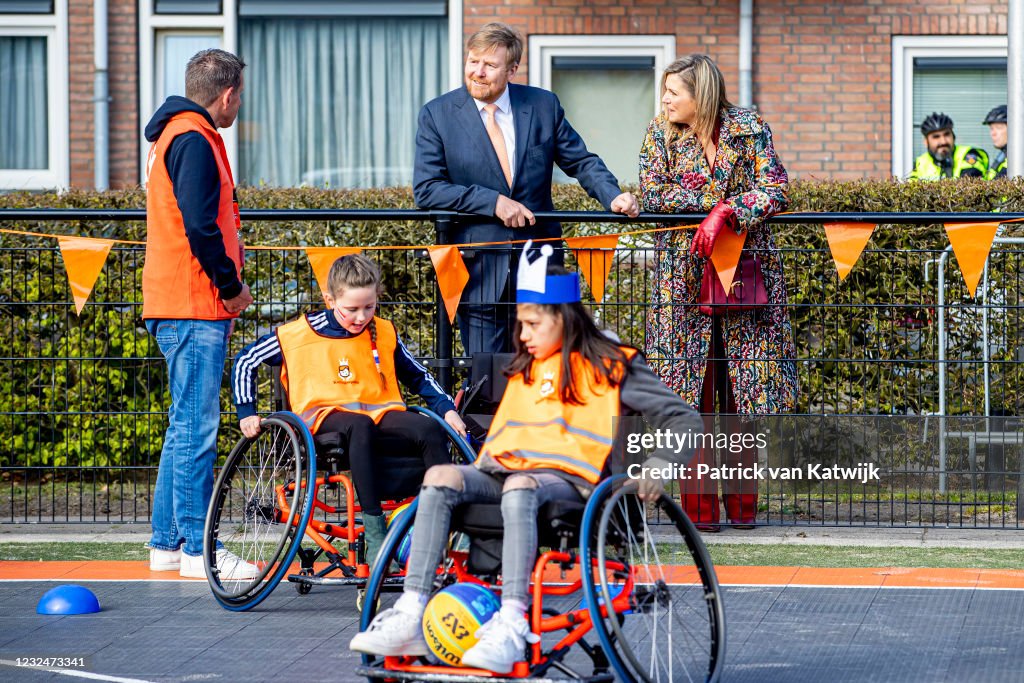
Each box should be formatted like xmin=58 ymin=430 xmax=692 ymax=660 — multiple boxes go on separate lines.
xmin=1 ymin=178 xmax=1022 ymax=470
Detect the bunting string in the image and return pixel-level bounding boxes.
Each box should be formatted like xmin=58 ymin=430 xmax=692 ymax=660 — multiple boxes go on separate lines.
xmin=0 ymin=215 xmax=1011 ymax=315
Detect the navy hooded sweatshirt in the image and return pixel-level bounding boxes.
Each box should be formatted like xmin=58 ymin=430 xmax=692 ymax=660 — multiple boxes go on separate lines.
xmin=144 ymin=96 xmax=242 ymax=301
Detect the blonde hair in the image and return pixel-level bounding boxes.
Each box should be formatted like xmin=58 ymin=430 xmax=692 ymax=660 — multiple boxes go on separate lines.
xmin=661 ymin=54 xmax=732 ymax=150
xmin=326 ymin=254 xmax=386 ymax=388
xmin=467 ymin=22 xmax=524 ymax=68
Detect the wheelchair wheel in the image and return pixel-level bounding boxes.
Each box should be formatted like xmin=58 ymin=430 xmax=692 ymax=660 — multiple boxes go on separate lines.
xmin=581 ymin=476 xmax=725 ymax=683
xmin=204 ymin=411 xmax=316 ymax=611
xmin=357 ymin=498 xmax=466 ymax=667
xmin=407 ymin=405 xmax=476 ymax=465
xmin=358 ymin=497 xmax=418 ymax=632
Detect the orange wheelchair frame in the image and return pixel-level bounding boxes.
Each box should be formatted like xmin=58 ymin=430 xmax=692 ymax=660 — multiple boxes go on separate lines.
xmin=354 ymin=475 xmax=726 ymax=683
xmin=202 ymin=406 xmax=474 ymax=611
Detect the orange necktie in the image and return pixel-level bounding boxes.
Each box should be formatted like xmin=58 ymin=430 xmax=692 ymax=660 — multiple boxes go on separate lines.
xmin=483 ymin=103 xmax=513 ymax=187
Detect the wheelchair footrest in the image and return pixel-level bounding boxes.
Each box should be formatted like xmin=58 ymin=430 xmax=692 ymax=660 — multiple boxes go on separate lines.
xmin=353 ymin=666 xmax=613 ymax=683
xmin=287 ymin=574 xmax=406 ymax=588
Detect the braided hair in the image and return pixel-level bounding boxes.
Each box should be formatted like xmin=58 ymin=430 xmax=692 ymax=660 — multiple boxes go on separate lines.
xmin=326 ymin=254 xmax=387 ymax=389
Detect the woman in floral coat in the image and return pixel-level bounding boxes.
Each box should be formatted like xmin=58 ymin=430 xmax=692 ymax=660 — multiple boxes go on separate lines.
xmin=639 ymin=54 xmax=798 ymax=531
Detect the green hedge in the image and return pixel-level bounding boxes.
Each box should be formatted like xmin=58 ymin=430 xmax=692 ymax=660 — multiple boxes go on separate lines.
xmin=1 ymin=178 xmax=1022 ymax=469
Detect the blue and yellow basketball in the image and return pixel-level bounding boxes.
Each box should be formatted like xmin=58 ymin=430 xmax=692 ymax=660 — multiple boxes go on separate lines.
xmin=421 ymin=583 xmax=500 ymax=667
xmin=386 ymin=503 xmax=414 ymax=568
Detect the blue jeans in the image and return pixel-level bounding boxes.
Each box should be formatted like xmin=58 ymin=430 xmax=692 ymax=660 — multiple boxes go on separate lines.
xmin=146 ymin=318 xmax=231 ymax=557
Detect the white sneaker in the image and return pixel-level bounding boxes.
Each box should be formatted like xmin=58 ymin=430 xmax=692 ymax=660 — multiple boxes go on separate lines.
xmin=460 ymin=612 xmax=538 ymax=673
xmin=149 ymin=547 xmax=181 ymax=571
xmin=349 ymin=607 xmax=430 ymax=657
xmin=180 ymin=548 xmax=261 ymax=580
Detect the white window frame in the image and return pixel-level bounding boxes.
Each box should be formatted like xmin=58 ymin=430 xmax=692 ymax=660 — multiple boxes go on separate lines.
xmin=0 ymin=3 xmax=69 ymax=190
xmin=527 ymin=34 xmax=675 ymax=117
xmin=891 ymin=35 xmax=1007 ymax=178
xmin=139 ymin=0 xmax=235 ymax=184
xmin=446 ymin=0 xmax=462 ymax=91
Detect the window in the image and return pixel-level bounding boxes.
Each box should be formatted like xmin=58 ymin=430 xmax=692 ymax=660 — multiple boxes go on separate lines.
xmin=529 ymin=35 xmax=674 ymax=186
xmin=139 ymin=0 xmax=231 ymax=183
xmin=892 ymin=36 xmax=1007 ymax=178
xmin=156 ymin=31 xmax=223 ymax=102
xmin=0 ymin=3 xmax=68 ymax=189
xmin=154 ymin=0 xmax=221 ymax=15
xmin=238 ymin=14 xmax=448 ymax=187
xmin=141 ymin=0 xmax=458 ymax=187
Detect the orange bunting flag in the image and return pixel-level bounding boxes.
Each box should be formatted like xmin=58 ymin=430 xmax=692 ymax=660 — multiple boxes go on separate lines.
xmin=709 ymin=226 xmax=746 ymax=292
xmin=824 ymin=222 xmax=876 ymax=281
xmin=944 ymin=222 xmax=999 ymax=298
xmin=305 ymin=247 xmax=361 ymax=297
xmin=427 ymin=245 xmax=470 ymax=325
xmin=57 ymin=236 xmax=114 ymax=316
xmin=565 ymin=234 xmax=620 ymax=302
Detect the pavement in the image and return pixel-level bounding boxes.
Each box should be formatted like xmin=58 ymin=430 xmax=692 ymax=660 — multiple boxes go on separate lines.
xmin=2 ymin=522 xmax=1022 ymax=549
xmin=1 ymin=524 xmax=1023 ymax=682
xmin=0 ymin=579 xmax=1023 ymax=682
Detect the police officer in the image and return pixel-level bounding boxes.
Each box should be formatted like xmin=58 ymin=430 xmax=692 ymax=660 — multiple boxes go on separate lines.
xmin=909 ymin=112 xmax=989 ymax=180
xmin=983 ymin=105 xmax=1007 ymax=179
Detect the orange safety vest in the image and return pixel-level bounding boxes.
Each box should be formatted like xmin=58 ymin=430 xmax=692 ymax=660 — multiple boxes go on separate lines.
xmin=480 ymin=348 xmax=636 ymax=484
xmin=276 ymin=315 xmax=406 ymax=432
xmin=142 ymin=111 xmax=242 ymax=320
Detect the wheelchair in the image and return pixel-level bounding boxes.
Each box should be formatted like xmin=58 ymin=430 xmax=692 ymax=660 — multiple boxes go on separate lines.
xmin=201 ymin=404 xmax=474 ymax=612
xmin=353 ymin=358 xmax=726 ymax=683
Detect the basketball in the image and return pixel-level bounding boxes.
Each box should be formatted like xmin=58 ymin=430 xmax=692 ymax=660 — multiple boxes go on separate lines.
xmin=386 ymin=502 xmax=414 ymax=568
xmin=421 ymin=583 xmax=500 ymax=667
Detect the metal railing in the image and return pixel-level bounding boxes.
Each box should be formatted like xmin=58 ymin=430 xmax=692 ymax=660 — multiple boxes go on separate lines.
xmin=1 ymin=208 xmax=1022 ymax=528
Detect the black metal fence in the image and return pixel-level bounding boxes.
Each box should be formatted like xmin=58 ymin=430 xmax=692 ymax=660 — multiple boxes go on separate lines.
xmin=1 ymin=209 xmax=1022 ymax=528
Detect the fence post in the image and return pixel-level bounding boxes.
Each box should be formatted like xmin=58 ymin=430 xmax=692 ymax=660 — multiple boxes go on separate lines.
xmin=434 ymin=214 xmax=454 ymax=393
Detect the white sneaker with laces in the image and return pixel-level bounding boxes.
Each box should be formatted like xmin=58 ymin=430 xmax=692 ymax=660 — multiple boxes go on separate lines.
xmin=180 ymin=548 xmax=261 ymax=580
xmin=149 ymin=547 xmax=181 ymax=571
xmin=460 ymin=612 xmax=538 ymax=673
xmin=349 ymin=607 xmax=430 ymax=657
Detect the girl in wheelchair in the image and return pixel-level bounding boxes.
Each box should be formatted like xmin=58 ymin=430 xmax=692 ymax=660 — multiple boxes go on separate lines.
xmin=231 ymin=253 xmax=466 ymax=567
xmin=350 ymin=242 xmax=703 ymax=674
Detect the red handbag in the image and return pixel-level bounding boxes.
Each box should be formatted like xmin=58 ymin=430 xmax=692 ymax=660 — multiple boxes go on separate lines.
xmin=698 ymin=252 xmax=768 ymax=316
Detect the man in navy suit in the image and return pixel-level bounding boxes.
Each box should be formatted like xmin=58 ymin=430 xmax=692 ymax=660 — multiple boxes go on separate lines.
xmin=413 ymin=22 xmax=639 ymax=356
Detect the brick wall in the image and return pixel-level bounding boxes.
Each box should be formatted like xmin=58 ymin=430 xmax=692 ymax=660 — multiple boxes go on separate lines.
xmin=462 ymin=0 xmax=740 ymax=92
xmin=67 ymin=0 xmax=138 ymax=189
xmin=61 ymin=1 xmax=1008 ymax=186
xmin=754 ymin=0 xmax=1007 ymax=179
xmin=462 ymin=0 xmax=1008 ymax=179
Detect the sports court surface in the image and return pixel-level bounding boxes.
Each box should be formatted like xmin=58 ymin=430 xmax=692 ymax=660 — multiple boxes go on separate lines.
xmin=1 ymin=562 xmax=1023 ymax=682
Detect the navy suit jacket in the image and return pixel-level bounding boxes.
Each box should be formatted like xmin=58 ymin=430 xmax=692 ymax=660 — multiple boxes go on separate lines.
xmin=413 ymin=83 xmax=623 ymax=246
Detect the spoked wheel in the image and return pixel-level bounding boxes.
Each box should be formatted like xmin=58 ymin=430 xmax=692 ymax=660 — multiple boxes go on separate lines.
xmin=581 ymin=476 xmax=726 ymax=683
xmin=357 ymin=499 xmax=467 ymax=669
xmin=204 ymin=411 xmax=316 ymax=611
xmin=358 ymin=497 xmax=418 ymax=669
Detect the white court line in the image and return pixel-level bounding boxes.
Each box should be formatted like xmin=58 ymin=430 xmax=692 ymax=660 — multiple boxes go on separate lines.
xmin=0 ymin=659 xmax=155 ymax=683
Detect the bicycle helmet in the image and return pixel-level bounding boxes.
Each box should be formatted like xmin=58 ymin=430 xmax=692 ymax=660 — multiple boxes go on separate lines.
xmin=920 ymin=112 xmax=954 ymax=135
xmin=983 ymin=105 xmax=1007 ymax=125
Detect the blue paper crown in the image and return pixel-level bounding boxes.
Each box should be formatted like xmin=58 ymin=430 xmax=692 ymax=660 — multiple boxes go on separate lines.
xmin=516 ymin=241 xmax=582 ymax=304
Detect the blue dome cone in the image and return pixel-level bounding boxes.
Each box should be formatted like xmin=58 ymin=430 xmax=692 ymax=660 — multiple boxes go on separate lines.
xmin=37 ymin=585 xmax=101 ymax=615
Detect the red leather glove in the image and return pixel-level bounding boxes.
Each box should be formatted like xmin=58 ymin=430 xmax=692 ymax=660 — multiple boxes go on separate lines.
xmin=690 ymin=201 xmax=737 ymax=258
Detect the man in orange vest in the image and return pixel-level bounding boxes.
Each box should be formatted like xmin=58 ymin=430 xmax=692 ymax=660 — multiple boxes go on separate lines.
xmin=142 ymin=49 xmax=256 ymax=580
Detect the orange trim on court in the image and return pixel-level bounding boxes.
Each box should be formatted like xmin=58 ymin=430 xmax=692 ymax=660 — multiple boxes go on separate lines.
xmin=3 ymin=561 xmax=1024 ymax=589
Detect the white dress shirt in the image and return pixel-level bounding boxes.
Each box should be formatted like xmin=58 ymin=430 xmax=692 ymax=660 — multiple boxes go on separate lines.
xmin=474 ymin=88 xmax=516 ymax=182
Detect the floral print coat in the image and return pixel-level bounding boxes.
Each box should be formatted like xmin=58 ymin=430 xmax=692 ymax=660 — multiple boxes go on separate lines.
xmin=639 ymin=107 xmax=798 ymax=415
